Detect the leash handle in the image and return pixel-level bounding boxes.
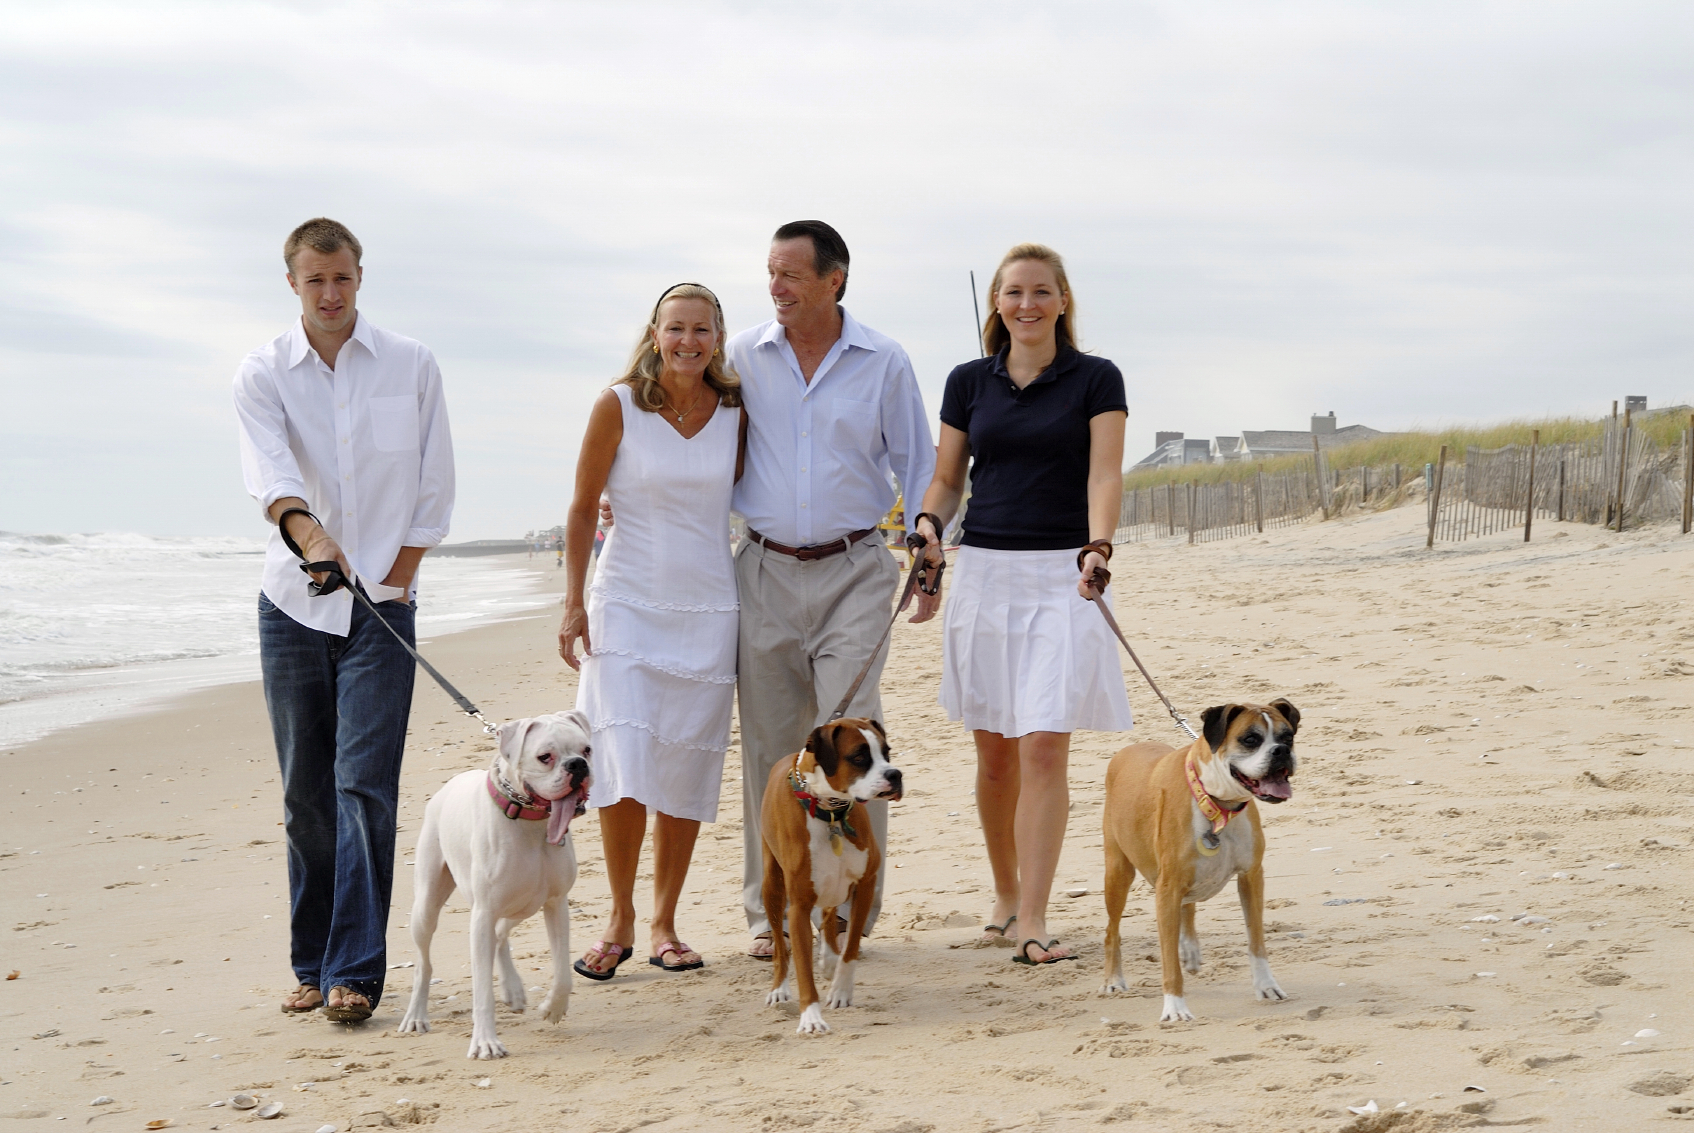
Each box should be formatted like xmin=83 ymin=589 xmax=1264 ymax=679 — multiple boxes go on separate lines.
xmin=300 ymin=561 xmax=494 ymax=733
xmin=1086 ymin=585 xmax=1199 ymax=741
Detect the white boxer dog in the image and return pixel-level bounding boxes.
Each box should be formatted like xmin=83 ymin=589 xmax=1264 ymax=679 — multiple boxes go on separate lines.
xmin=397 ymin=710 xmax=592 ymax=1059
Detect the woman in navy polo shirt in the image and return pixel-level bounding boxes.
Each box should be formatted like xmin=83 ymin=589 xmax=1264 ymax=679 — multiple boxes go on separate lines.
xmin=912 ymin=243 xmax=1130 ymax=967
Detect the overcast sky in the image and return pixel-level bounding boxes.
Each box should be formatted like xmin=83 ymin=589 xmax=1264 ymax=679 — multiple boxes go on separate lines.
xmin=3 ymin=0 xmax=1689 ymax=540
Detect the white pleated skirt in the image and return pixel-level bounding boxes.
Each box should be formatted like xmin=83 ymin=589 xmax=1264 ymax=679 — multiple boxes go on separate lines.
xmin=939 ymin=545 xmax=1134 ymax=738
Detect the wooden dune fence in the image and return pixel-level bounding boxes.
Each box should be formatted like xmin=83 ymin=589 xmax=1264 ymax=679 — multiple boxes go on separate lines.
xmin=1114 ymin=461 xmax=1361 ymax=545
xmin=1429 ymin=416 xmax=1694 ymax=544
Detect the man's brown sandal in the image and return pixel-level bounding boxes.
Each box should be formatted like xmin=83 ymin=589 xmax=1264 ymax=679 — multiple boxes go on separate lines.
xmin=281 ymin=984 xmax=322 ymax=1013
xmin=322 ymin=986 xmax=373 ymax=1022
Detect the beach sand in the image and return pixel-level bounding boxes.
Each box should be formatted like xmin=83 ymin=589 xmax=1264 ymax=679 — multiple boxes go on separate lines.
xmin=6 ymin=510 xmax=1693 ymax=1132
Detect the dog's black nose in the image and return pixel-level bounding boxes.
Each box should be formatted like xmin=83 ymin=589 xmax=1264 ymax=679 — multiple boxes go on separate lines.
xmin=885 ymin=768 xmax=902 ymax=789
xmin=563 ymin=756 xmax=589 ymax=783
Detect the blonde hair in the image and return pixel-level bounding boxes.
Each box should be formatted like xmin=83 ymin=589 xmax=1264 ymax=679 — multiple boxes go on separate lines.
xmin=981 ymin=243 xmax=1077 ymax=357
xmin=284 ymin=217 xmax=362 ymax=273
xmin=615 ymin=283 xmax=742 ymax=411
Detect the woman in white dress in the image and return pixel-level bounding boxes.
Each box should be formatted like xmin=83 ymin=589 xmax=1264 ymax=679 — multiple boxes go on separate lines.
xmin=912 ymin=244 xmax=1130 ymax=967
xmin=559 ymin=283 xmax=744 ymax=978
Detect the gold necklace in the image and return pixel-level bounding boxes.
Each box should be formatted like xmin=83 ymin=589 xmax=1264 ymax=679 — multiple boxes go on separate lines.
xmin=666 ymin=386 xmax=705 ymax=424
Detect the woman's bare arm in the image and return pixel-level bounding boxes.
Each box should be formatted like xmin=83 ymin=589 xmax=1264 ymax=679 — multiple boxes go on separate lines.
xmin=906 ymin=423 xmax=971 ymax=624
xmin=1079 ymin=410 xmax=1127 ymax=596
xmin=559 ymin=389 xmax=624 ymax=668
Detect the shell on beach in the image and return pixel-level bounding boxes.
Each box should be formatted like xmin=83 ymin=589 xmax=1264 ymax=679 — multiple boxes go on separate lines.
xmin=256 ymin=1101 xmax=285 ymax=1118
xmin=145 ymin=1122 xmax=173 ymax=1131
xmin=228 ymin=1094 xmax=258 ymax=1109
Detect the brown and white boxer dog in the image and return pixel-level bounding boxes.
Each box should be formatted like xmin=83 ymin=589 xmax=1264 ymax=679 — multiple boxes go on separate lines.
xmin=1100 ymin=699 xmax=1299 ymax=1022
xmin=759 ymin=718 xmax=902 ymax=1035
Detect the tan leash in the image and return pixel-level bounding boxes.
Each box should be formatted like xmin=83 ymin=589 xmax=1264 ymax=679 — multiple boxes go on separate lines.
xmin=1082 ymin=562 xmax=1199 ymax=742
xmin=825 ymin=522 xmax=946 ymax=722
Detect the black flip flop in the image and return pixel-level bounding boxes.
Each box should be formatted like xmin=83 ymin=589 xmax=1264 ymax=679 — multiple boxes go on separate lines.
xmin=1012 ymin=939 xmax=1078 ymax=966
xmin=649 ymin=941 xmax=704 ymax=972
xmin=573 ymin=942 xmax=634 ymax=981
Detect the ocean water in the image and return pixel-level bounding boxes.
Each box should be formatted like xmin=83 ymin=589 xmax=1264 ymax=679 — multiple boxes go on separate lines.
xmin=0 ymin=532 xmax=553 ymax=748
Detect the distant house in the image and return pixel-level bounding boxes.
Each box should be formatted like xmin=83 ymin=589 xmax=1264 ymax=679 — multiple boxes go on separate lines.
xmin=1133 ymin=413 xmax=1385 ymax=469
xmin=1130 ymin=433 xmax=1213 ymax=470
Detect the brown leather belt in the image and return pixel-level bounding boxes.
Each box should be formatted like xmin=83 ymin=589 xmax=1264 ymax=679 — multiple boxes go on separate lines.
xmin=745 ymin=526 xmax=876 ymax=562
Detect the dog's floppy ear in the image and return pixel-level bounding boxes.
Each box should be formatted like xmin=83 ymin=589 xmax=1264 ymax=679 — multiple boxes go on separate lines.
xmin=804 ymin=724 xmax=840 ymax=776
xmin=563 ymin=708 xmax=593 ymax=748
xmin=863 ymin=719 xmax=888 ymax=749
xmin=495 ymin=717 xmax=539 ymax=770
xmin=1268 ymin=698 xmax=1301 ymax=734
xmin=1201 ymin=704 xmax=1246 ymax=753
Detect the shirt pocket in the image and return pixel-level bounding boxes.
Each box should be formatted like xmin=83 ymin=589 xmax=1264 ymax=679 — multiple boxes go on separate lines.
xmin=368 ymin=394 xmax=419 ymax=452
xmin=828 ymin=396 xmax=880 ymax=454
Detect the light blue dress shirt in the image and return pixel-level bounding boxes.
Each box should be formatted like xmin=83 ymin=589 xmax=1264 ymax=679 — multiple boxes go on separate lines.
xmin=729 ymin=308 xmax=935 ymax=548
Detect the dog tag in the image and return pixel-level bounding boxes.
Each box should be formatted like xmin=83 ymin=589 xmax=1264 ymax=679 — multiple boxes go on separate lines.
xmin=1197 ymin=831 xmax=1221 ymax=857
xmin=830 ymin=831 xmax=844 ymax=857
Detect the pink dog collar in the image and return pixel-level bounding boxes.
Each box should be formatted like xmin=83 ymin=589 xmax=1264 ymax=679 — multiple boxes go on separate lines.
xmin=486 ymin=771 xmax=550 ymax=822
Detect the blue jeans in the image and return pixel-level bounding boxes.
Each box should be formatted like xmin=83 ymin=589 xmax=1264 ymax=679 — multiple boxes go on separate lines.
xmin=259 ymin=591 xmax=416 ymax=1006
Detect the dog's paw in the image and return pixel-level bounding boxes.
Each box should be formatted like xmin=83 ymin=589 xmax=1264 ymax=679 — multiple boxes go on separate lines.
xmin=1101 ymin=976 xmax=1129 ymax=995
xmin=539 ymin=991 xmax=569 ymax=1024
xmin=796 ymin=1004 xmax=831 ymax=1035
xmin=466 ymin=1034 xmax=509 ymax=1060
xmin=765 ymin=986 xmax=794 ymax=1007
xmin=1159 ymin=995 xmax=1194 ymax=1023
xmin=1178 ymin=936 xmax=1202 ymax=974
xmin=396 ymin=1013 xmax=430 ymax=1034
xmin=1250 ymin=955 xmax=1285 ymax=1001
xmin=824 ymin=986 xmax=854 ymax=1009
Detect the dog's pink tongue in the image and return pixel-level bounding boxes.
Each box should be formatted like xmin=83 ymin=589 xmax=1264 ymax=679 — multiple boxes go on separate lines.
xmin=1258 ymin=773 xmax=1293 ymax=800
xmin=545 ymin=785 xmax=587 ymax=845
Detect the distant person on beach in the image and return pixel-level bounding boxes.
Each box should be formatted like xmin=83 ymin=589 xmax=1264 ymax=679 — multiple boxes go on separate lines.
xmin=730 ymin=220 xmax=936 ymax=957
xmin=911 ymin=242 xmax=1128 ymax=967
xmin=559 ymin=283 xmax=745 ymax=978
xmin=233 ymin=217 xmax=456 ymax=1021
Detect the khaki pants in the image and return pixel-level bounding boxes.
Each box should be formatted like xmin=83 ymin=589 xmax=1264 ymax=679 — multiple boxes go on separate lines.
xmin=736 ymin=531 xmax=898 ymax=936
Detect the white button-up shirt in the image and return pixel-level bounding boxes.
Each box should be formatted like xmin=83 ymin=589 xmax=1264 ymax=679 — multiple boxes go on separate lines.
xmin=729 ymin=308 xmax=935 ymax=547
xmin=233 ymin=313 xmax=455 ymax=635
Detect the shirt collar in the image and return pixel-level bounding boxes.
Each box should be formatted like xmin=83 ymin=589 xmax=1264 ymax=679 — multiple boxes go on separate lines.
xmin=285 ymin=311 xmax=377 ymax=370
xmin=990 ymin=342 xmax=1078 ymax=390
xmin=754 ymin=306 xmax=878 ymax=354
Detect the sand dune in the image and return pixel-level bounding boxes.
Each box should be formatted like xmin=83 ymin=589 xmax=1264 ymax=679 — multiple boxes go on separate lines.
xmin=4 ymin=503 xmax=1692 ymax=1131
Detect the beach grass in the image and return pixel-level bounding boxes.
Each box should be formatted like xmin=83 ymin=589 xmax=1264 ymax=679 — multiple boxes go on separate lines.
xmin=1123 ymin=407 xmax=1694 ymax=491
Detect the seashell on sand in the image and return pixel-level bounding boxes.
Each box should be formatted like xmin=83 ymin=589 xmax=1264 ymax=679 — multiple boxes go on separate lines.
xmin=146 ymin=1122 xmax=174 ymax=1131
xmin=229 ymin=1094 xmax=258 ymax=1109
xmin=256 ymin=1101 xmax=285 ymax=1118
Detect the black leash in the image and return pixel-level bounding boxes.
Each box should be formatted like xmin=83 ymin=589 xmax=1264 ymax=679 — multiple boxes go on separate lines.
xmin=825 ymin=521 xmax=946 ymax=722
xmin=275 ymin=508 xmax=494 ymax=733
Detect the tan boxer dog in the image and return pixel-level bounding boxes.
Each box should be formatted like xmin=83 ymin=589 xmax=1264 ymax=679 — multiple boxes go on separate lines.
xmin=760 ymin=718 xmax=902 ymax=1035
xmin=1100 ymin=699 xmax=1299 ymax=1022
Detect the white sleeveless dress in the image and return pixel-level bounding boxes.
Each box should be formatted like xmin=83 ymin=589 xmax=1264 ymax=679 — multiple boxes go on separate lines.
xmin=576 ymin=384 xmax=740 ymax=822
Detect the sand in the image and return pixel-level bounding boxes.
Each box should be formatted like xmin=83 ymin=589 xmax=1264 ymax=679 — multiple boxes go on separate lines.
xmin=5 ymin=506 xmax=1693 ymax=1132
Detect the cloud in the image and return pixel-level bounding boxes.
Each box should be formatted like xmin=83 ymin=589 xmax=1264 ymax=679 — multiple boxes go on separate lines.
xmin=0 ymin=0 xmax=1688 ymax=536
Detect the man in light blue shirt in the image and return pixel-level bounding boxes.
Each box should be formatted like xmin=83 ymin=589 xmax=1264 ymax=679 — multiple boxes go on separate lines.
xmin=729 ymin=220 xmax=936 ymax=956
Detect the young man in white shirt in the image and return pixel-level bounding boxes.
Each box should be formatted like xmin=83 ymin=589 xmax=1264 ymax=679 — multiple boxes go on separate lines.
xmin=233 ymin=218 xmax=455 ymax=1022
xmin=730 ymin=220 xmax=936 ymax=957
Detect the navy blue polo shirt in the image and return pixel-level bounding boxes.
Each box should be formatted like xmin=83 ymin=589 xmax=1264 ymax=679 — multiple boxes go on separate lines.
xmin=939 ymin=345 xmax=1128 ymax=551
